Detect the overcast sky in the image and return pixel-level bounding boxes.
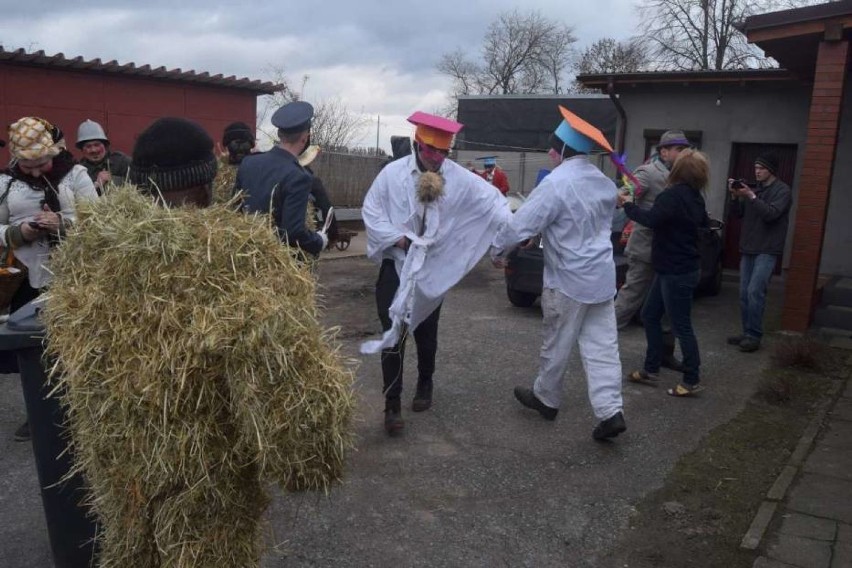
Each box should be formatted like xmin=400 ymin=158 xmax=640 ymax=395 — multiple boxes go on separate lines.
xmin=0 ymin=0 xmax=635 ymax=152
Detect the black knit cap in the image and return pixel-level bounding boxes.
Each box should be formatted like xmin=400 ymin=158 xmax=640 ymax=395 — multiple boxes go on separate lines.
xmin=755 ymin=153 xmax=779 ymax=175
xmin=222 ymin=121 xmax=255 ymax=147
xmin=129 ymin=117 xmax=217 ymax=192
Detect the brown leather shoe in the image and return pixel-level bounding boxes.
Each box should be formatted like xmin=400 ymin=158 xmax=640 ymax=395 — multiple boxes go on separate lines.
xmin=412 ymin=379 xmax=433 ymax=412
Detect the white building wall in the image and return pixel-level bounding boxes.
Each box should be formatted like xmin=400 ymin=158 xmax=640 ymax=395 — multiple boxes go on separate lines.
xmin=617 ymin=84 xmax=812 ymax=271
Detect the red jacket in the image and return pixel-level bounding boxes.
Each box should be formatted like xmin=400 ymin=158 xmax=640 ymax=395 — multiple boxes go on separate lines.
xmin=478 ymin=167 xmax=510 ymax=195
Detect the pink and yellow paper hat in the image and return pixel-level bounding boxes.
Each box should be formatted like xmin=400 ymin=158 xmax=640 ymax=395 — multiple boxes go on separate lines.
xmin=407 ymin=111 xmax=463 ymax=151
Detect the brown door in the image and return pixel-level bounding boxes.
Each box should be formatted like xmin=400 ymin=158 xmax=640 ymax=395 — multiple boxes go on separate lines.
xmin=723 ymin=143 xmax=798 ymax=273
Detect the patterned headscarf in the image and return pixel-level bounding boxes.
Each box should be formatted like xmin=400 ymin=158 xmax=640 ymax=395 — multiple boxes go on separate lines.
xmin=8 ymin=116 xmax=66 ymax=161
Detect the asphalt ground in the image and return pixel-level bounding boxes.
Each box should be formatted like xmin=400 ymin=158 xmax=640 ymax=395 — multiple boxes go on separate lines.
xmin=0 ymin=255 xmax=777 ymax=567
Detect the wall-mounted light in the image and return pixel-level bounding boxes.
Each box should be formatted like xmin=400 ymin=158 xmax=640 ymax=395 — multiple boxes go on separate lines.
xmin=716 ymin=88 xmax=722 ymax=107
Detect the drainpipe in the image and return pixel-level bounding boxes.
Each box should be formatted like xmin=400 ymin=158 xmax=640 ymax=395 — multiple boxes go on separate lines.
xmin=607 ymin=77 xmax=626 ymax=155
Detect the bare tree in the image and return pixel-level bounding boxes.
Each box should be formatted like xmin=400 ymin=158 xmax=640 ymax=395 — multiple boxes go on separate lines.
xmin=437 ymin=9 xmax=577 ymax=101
xmin=571 ymin=38 xmax=649 ymax=92
xmin=308 ymin=97 xmax=370 ymax=149
xmin=256 ymin=66 xmax=368 ymax=150
xmin=576 ymin=38 xmax=649 ymax=75
xmin=635 ymin=0 xmax=822 ymax=71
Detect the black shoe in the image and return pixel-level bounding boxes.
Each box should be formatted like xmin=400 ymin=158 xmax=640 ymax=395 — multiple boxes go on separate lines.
xmin=727 ymin=334 xmax=746 ymax=346
xmin=513 ymin=387 xmax=558 ymax=421
xmin=13 ymin=421 xmax=30 ymax=442
xmin=593 ymin=411 xmax=626 ymax=441
xmin=384 ymin=400 xmax=404 ymax=436
xmin=412 ymin=379 xmax=433 ymax=412
xmin=739 ymin=337 xmax=761 ymax=353
xmin=661 ymin=355 xmax=686 ymax=373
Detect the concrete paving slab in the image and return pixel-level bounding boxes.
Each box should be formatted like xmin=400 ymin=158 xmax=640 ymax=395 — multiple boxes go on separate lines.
xmin=788 ymin=473 xmax=852 ymax=525
xmin=817 ymin=421 xmax=852 ymax=450
xmin=831 ymin=399 xmax=852 ymax=422
xmin=778 ymin=513 xmax=837 ymax=541
xmin=766 ymin=534 xmax=832 ymax=568
xmin=803 ymin=447 xmax=852 ymax=481
xmin=768 ymin=466 xmax=799 ymax=501
xmin=833 ymin=542 xmax=852 ymax=568
xmin=753 ymin=557 xmax=798 ymax=568
xmin=839 ymin=523 xmax=852 ymax=543
xmin=827 ymin=336 xmax=852 ymax=350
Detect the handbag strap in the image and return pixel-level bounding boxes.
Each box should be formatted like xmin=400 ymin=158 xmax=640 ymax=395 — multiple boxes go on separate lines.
xmin=0 ymin=177 xmax=15 ymax=268
xmin=0 ymin=176 xmax=11 ymax=206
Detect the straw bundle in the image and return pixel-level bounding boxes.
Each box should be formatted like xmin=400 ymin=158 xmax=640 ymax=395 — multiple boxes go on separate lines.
xmin=211 ymin=158 xmax=237 ymax=205
xmin=42 ymin=185 xmax=355 ymax=568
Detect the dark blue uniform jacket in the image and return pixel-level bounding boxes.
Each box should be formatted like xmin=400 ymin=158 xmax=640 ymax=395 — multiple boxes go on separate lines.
xmin=236 ymin=146 xmax=324 ymax=255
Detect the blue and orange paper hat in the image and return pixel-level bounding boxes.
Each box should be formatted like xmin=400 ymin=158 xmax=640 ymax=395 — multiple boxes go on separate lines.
xmin=476 ymin=155 xmax=498 ymax=167
xmin=553 ymin=105 xmax=613 ymax=154
xmin=408 ymin=111 xmax=463 ymax=151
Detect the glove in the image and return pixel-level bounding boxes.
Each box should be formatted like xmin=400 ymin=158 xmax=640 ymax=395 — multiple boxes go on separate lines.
xmin=318 ymin=230 xmax=329 ymax=250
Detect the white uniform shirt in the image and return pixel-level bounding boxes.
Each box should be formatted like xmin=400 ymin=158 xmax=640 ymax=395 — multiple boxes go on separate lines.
xmin=493 ymin=155 xmax=616 ymax=304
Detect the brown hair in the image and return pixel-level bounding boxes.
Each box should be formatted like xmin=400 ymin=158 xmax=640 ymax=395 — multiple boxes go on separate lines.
xmin=668 ymin=148 xmax=710 ymax=190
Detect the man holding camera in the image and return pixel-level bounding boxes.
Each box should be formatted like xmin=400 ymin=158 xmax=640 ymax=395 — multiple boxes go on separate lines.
xmin=727 ymin=153 xmax=792 ymax=352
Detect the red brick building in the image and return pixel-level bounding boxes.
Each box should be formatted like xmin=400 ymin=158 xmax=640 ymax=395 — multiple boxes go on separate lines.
xmin=738 ymin=1 xmax=852 ymax=332
xmin=0 ymin=47 xmax=277 ymax=162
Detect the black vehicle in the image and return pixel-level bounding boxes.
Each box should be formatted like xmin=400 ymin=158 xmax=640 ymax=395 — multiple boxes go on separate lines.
xmin=503 ymin=219 xmax=724 ymax=308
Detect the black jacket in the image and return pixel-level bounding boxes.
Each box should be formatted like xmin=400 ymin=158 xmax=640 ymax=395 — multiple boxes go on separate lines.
xmin=235 ymin=146 xmax=324 ymax=255
xmin=624 ymin=182 xmax=709 ymax=275
xmin=730 ymin=177 xmax=791 ymax=256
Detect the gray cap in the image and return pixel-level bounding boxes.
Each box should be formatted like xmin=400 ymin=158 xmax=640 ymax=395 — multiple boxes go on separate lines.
xmin=656 ymin=130 xmax=691 ymax=149
xmin=272 ymin=101 xmax=314 ymax=133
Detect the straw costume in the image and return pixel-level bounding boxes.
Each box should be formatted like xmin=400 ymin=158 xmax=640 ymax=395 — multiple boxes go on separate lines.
xmin=43 ymin=117 xmax=354 ymax=567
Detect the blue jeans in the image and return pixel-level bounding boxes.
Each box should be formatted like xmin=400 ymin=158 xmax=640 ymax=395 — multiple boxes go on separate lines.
xmin=739 ymin=254 xmax=777 ymax=340
xmin=641 ymin=271 xmax=701 ymax=385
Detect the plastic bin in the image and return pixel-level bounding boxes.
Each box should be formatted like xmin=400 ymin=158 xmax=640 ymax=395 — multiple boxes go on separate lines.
xmin=0 ymin=317 xmax=97 ymax=567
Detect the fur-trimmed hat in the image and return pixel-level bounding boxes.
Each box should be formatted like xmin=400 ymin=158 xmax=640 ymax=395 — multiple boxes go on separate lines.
xmin=129 ymin=117 xmax=217 ymax=192
xmin=755 ymin=153 xmax=779 ymax=175
xmin=222 ymin=121 xmax=255 ymax=147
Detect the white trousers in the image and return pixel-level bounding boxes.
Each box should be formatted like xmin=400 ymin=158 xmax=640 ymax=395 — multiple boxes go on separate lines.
xmin=533 ymin=288 xmax=623 ymax=421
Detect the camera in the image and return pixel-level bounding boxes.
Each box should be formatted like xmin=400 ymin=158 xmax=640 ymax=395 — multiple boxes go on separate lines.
xmin=731 ymin=179 xmax=748 ymax=190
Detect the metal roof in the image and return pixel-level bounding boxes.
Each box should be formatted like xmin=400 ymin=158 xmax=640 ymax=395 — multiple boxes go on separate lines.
xmin=739 ymin=0 xmax=852 ymax=32
xmin=578 ymin=69 xmax=798 ymax=89
xmin=0 ymin=46 xmax=280 ymax=95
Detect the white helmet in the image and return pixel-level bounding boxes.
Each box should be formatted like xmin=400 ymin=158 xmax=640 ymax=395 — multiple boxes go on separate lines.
xmin=76 ymin=119 xmax=108 ymax=149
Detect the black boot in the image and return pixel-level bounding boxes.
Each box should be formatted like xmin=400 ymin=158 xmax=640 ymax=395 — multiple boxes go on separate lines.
xmin=593 ymin=411 xmax=627 ymax=441
xmin=513 ymin=386 xmax=558 ymax=420
xmin=412 ymin=378 xmax=433 ymax=412
xmin=384 ymin=398 xmax=404 ymax=436
xmin=661 ymin=331 xmax=686 ymax=372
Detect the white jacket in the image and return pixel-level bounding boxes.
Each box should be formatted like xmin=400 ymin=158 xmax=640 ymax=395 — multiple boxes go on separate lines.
xmin=493 ymin=155 xmax=617 ymax=304
xmin=0 ymin=165 xmax=98 ymax=288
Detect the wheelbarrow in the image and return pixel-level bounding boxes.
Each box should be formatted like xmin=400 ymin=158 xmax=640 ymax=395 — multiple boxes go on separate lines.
xmin=332 ymin=228 xmax=358 ymax=251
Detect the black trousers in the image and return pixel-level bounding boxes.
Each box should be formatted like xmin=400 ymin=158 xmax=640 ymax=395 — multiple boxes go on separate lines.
xmin=375 ymin=259 xmax=442 ymax=401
